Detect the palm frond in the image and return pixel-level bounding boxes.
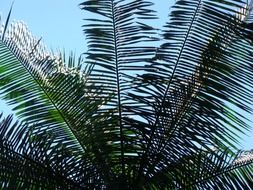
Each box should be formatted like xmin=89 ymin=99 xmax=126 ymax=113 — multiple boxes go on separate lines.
xmin=132 ymin=0 xmax=253 ymax=182
xmin=0 ymin=17 xmax=107 ymax=186
xmin=0 ymin=114 xmax=88 ymax=189
xmin=80 ymin=0 xmax=158 ymax=185
xmin=1 ymin=0 xmax=253 ymax=189
xmin=0 ymin=20 xmax=85 ymax=152
xmin=147 ymin=149 xmax=253 ymax=189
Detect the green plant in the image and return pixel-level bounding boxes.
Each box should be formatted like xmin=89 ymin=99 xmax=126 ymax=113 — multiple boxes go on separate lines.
xmin=1 ymin=0 xmax=253 ymax=189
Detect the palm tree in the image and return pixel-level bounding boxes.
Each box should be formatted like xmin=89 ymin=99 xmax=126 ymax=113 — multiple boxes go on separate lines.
xmin=1 ymin=0 xmax=253 ymax=189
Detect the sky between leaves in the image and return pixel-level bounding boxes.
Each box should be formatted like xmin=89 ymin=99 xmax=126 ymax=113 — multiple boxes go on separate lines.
xmin=0 ymin=0 xmax=171 ymax=55
xmin=0 ymin=0 xmax=253 ymax=150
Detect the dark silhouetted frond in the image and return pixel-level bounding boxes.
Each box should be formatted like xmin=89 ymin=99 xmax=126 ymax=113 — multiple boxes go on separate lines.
xmin=0 ymin=114 xmax=88 ymax=189
xmin=1 ymin=0 xmax=253 ymax=189
xmin=80 ymin=0 xmax=158 ymax=187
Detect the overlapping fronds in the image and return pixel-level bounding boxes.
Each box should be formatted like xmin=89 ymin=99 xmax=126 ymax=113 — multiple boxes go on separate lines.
xmin=0 ymin=20 xmax=83 ymax=151
xmin=0 ymin=114 xmax=89 ymax=189
xmin=0 ymin=13 xmax=104 ymax=187
xmin=1 ymin=0 xmax=253 ymax=189
xmin=79 ymin=0 xmax=253 ymax=188
xmin=131 ymin=0 xmax=253 ymax=184
xmin=144 ymin=149 xmax=253 ymax=189
xmin=80 ymin=0 xmax=158 ymax=186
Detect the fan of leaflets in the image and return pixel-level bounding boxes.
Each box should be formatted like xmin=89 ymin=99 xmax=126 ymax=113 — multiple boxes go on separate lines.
xmin=1 ymin=0 xmax=253 ymax=189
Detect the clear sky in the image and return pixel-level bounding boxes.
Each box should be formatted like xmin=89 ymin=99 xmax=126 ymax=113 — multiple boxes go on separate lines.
xmin=0 ymin=0 xmax=252 ymax=150
xmin=0 ymin=1 xmax=171 ymax=54
xmin=0 ymin=0 xmax=85 ymax=55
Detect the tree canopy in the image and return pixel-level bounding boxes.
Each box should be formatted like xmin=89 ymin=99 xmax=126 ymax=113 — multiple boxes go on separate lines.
xmin=1 ymin=0 xmax=253 ymax=189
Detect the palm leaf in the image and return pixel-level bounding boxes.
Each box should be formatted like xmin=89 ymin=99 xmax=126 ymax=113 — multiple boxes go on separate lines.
xmin=0 ymin=114 xmax=87 ymax=189
xmin=129 ymin=0 xmax=253 ymax=183
xmin=0 ymin=17 xmax=104 ymax=186
xmin=0 ymin=20 xmax=83 ymax=151
xmin=1 ymin=0 xmax=253 ymax=189
xmin=154 ymin=149 xmax=253 ymax=189
xmin=80 ymin=0 xmax=158 ymax=186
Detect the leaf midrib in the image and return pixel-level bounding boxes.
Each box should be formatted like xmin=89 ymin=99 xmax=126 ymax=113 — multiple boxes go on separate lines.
xmin=111 ymin=0 xmax=125 ymax=176
xmin=137 ymin=0 xmax=202 ymax=180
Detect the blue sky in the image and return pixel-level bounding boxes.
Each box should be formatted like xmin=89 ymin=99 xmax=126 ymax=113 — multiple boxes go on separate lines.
xmin=0 ymin=1 xmax=171 ymax=54
xmin=0 ymin=0 xmax=253 ymax=149
xmin=0 ymin=0 xmax=85 ymax=55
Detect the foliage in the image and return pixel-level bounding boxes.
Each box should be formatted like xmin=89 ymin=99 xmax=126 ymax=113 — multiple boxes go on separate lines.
xmin=1 ymin=0 xmax=253 ymax=189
